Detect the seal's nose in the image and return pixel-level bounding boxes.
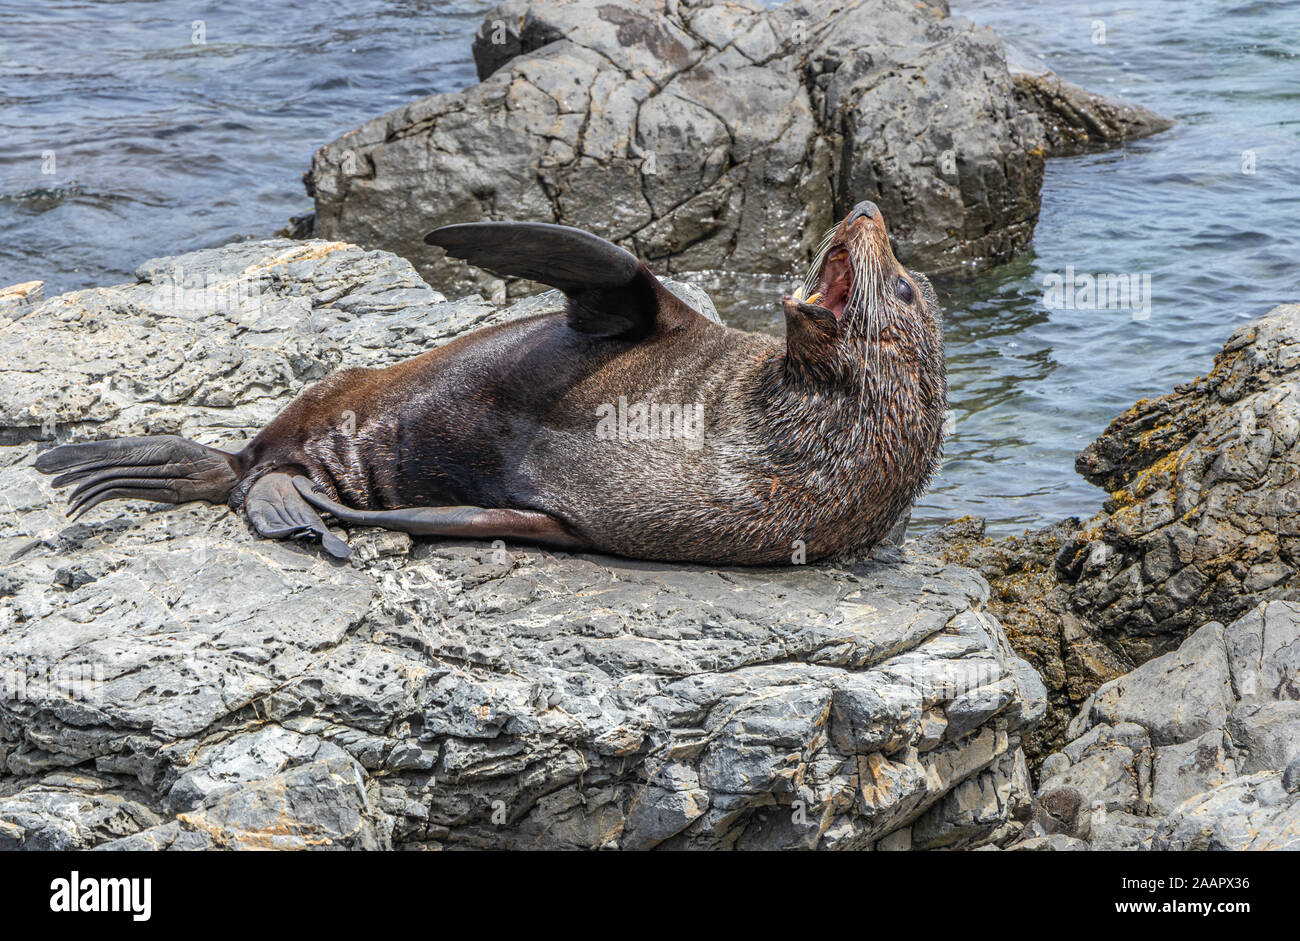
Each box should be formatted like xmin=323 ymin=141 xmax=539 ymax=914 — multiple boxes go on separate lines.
xmin=848 ymin=201 xmax=879 ymax=224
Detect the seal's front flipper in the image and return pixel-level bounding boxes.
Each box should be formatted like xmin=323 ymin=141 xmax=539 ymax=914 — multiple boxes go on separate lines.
xmin=424 ymin=221 xmax=696 ymax=339
xmin=291 ymin=478 xmax=587 ymax=550
xmin=35 ymin=435 xmax=241 ymax=519
xmin=245 ymin=473 xmax=351 ymax=559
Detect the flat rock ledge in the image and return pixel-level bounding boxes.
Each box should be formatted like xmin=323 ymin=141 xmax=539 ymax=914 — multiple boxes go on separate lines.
xmin=309 ymin=0 xmax=1168 ymax=293
xmin=0 ymin=240 xmax=1045 ymax=850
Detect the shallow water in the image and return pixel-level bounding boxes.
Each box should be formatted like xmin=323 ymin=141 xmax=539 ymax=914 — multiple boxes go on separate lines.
xmin=0 ymin=0 xmax=487 ymax=290
xmin=2 ymin=0 xmax=1297 ymax=536
xmin=919 ymin=0 xmax=1300 ymax=533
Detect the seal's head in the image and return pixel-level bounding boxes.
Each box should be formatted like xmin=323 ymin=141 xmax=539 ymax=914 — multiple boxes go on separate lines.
xmin=770 ymin=199 xmax=948 ymax=552
xmin=779 ymin=199 xmax=944 ymax=394
xmin=785 ymin=200 xmax=940 ymax=350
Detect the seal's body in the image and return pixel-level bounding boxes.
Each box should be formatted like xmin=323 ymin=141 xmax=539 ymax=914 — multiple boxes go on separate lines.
xmin=38 ymin=204 xmax=947 ymax=565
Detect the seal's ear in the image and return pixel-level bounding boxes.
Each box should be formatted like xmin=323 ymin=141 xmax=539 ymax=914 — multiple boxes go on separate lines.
xmin=425 ymin=221 xmax=690 ymax=339
xmin=910 ymin=271 xmax=942 ymax=325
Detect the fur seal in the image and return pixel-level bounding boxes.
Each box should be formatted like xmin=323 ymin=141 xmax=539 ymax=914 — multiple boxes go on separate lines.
xmin=36 ymin=202 xmax=946 ymax=565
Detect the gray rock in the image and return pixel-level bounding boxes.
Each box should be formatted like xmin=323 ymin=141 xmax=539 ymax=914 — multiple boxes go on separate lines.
xmin=1007 ymin=53 xmax=1173 ymax=156
xmin=908 ymin=748 xmax=1031 ymax=849
xmin=1059 ymin=304 xmax=1300 ymax=662
xmin=1038 ymin=600 xmax=1300 ymax=850
xmin=165 ymin=725 xmax=358 ymax=811
xmin=661 ymin=278 xmax=720 ymax=324
xmin=0 ymin=280 xmax=44 ymax=315
xmin=914 ymin=516 xmax=1131 ymax=768
xmin=0 ymin=238 xmax=1045 ymax=850
xmin=924 ymin=302 xmax=1300 ymax=775
xmin=1013 ymin=785 xmax=1091 ymax=841
xmin=914 ymin=302 xmax=1300 ymax=851
xmin=1226 ymin=701 xmax=1300 ymax=776
xmin=1038 ymin=722 xmax=1152 ymax=815
xmin=0 ymin=772 xmax=163 ymax=850
xmin=310 ymin=0 xmax=1166 ymax=293
xmin=1004 ymin=833 xmax=1088 ymax=851
xmin=1153 ymin=772 xmax=1299 ymax=851
xmin=98 ymin=757 xmax=392 ymax=851
xmin=1283 ymin=757 xmax=1300 ymax=794
xmin=1067 ymin=621 xmax=1233 ymax=747
xmin=1086 ymin=811 xmax=1154 ymax=851
xmin=1149 ymin=731 xmax=1236 ymax=817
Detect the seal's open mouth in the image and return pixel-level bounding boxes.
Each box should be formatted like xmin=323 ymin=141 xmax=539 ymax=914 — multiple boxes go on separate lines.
xmin=812 ymin=248 xmax=853 ymax=321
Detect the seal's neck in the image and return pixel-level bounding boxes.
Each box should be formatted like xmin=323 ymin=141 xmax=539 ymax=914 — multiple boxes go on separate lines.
xmin=758 ymin=319 xmax=947 ymax=545
xmin=774 ymin=336 xmax=933 ymax=457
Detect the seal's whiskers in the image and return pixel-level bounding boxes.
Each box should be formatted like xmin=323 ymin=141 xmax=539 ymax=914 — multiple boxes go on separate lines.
xmin=803 ymin=227 xmax=838 ymax=296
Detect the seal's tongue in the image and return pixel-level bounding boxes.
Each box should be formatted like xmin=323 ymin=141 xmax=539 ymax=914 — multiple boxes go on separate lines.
xmin=816 ymin=249 xmax=852 ymax=320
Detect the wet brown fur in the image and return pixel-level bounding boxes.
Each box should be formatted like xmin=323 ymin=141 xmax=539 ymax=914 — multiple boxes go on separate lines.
xmin=227 ymin=210 xmax=946 ymax=564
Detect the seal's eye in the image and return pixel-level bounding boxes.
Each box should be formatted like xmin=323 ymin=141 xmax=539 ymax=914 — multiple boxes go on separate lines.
xmin=896 ymin=277 xmax=914 ymax=304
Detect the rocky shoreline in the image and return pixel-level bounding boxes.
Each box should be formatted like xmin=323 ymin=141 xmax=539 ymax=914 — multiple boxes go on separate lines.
xmin=3 ymin=0 xmax=1293 ymax=852
xmin=2 ymin=241 xmax=1296 ymax=850
xmin=925 ymin=305 xmax=1300 ymax=767
xmin=926 ymin=304 xmax=1300 ymax=850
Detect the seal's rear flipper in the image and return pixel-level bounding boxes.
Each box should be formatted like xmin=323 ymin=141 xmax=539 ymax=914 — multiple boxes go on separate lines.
xmin=425 ymin=221 xmax=693 ymax=339
xmin=245 ymin=472 xmax=351 ymax=559
xmin=35 ymin=435 xmax=241 ymax=519
xmin=291 ymin=477 xmax=586 ymax=550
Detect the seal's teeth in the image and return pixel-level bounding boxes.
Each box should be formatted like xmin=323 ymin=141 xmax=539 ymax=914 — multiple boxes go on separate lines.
xmin=806 ymin=292 xmax=822 ymax=305
xmin=792 ymin=284 xmax=805 ymax=302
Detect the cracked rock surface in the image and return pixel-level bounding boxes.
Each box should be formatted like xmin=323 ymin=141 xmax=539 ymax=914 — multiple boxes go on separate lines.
xmin=917 ymin=516 xmax=1129 ymax=768
xmin=308 ymin=0 xmax=1167 ymax=293
xmin=1059 ymin=304 xmax=1300 ymax=664
xmin=0 ymin=239 xmax=1044 ymax=850
xmin=1029 ymin=600 xmax=1300 ymax=851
